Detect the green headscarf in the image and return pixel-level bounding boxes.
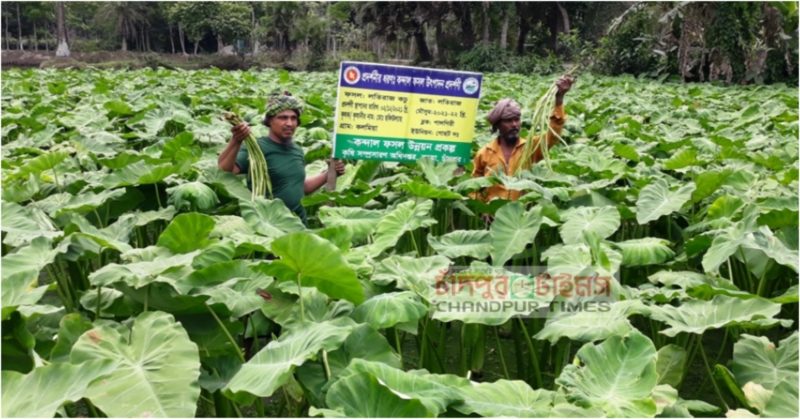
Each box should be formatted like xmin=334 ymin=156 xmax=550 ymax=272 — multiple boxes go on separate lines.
xmin=264 ymin=91 xmax=304 ymax=119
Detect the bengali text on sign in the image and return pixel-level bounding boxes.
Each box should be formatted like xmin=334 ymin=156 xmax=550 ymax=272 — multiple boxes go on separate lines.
xmin=333 ymin=61 xmax=482 ymax=164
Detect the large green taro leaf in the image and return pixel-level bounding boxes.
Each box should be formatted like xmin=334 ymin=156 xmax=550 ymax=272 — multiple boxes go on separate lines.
xmin=744 ymin=227 xmax=798 ymax=272
xmin=635 ymin=178 xmax=695 ymax=224
xmin=318 ymin=206 xmax=384 ymax=241
xmin=50 ymin=313 xmax=94 ymax=362
xmin=94 ymin=151 xmax=149 ymax=171
xmin=339 ymin=358 xmax=468 ymax=416
xmin=322 ymin=372 xmax=432 ymax=417
xmin=542 ymin=243 xmax=622 ymax=280
xmin=761 ymin=380 xmax=799 ymax=417
xmin=649 ymin=295 xmax=787 ymax=337
xmin=224 ymin=318 xmax=356 ymax=402
xmin=453 ymin=379 xmax=557 ymax=417
xmin=184 ymin=260 xmax=274 ymax=318
xmin=1 ymin=201 xmax=62 ymax=247
xmin=701 ymin=220 xmax=751 ymax=273
xmin=615 ymin=237 xmax=675 ymax=266
xmin=535 ymin=300 xmax=649 ymax=343
xmin=1 ymin=360 xmax=115 ymax=418
xmin=731 ymin=332 xmax=798 ymax=391
xmin=303 ymin=185 xmax=384 ymax=208
xmin=1 ymin=237 xmax=59 ymax=316
xmin=258 ymin=283 xmax=328 ymax=329
xmin=400 ymin=180 xmax=463 ymax=200
xmin=123 ymin=206 xmax=178 ymax=228
xmin=490 ymin=202 xmax=544 ymax=266
xmin=166 ymin=181 xmax=219 ymax=213
xmin=2 ymin=174 xmax=41 ymax=204
xmin=371 ymin=254 xmax=451 ymax=301
xmin=269 ymin=232 xmax=365 ymax=305
xmin=703 ymin=220 xmax=798 ymax=275
xmin=89 ymin=249 xmax=199 ymax=292
xmin=646 ymin=270 xmax=753 ymax=300
xmin=44 ymin=188 xmax=127 ymax=218
xmin=453 ymin=176 xmax=494 ymax=193
xmin=556 ymin=331 xmax=659 ymax=417
xmin=73 ymin=129 xmax=127 ymax=157
xmin=210 ymin=215 xmax=273 ymax=253
xmin=648 ymin=270 xmax=719 ymax=289
xmin=296 ymin=324 xmax=402 ymax=407
xmin=9 ymin=150 xmax=69 ymax=181
xmin=132 ymin=107 xmax=192 ymax=139
xmin=659 ymin=387 xmax=716 ymax=415
xmin=691 ymin=169 xmax=734 ymax=203
xmin=351 ymin=291 xmax=428 ymax=330
xmin=199 ymin=166 xmax=252 ymax=201
xmin=730 ymin=380 xmax=798 ymax=418
xmin=101 ymin=160 xmax=182 ymax=188
xmin=367 ymin=199 xmax=437 ymax=257
xmin=417 ymin=157 xmax=459 ymax=187
xmin=559 ymin=206 xmax=620 ymax=245
xmin=732 ymin=226 xmax=798 ymax=273
xmin=656 ymin=345 xmax=688 ymax=388
xmin=62 ymin=213 xmax=135 ymax=254
xmin=662 ymin=147 xmax=700 ymax=170
xmin=156 ymin=212 xmax=216 ymax=253
xmin=70 ymin=311 xmax=201 ymax=417
xmin=427 ymin=230 xmax=491 ymax=260
xmin=79 ymin=286 xmax=133 ymax=319
xmin=239 ymin=198 xmax=306 ymax=238
xmin=191 ymin=239 xmax=236 ymax=269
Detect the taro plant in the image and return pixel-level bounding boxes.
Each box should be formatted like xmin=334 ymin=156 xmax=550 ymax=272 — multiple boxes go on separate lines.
xmin=1 ymin=68 xmax=796 ymax=418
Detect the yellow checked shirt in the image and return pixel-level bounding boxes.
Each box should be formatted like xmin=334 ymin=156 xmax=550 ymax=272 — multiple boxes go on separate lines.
xmin=471 ymin=105 xmax=566 ymax=201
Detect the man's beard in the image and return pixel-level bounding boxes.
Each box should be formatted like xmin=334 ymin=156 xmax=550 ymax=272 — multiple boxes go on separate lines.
xmin=271 ymin=130 xmax=294 ymax=143
xmin=502 ymin=130 xmax=519 ymax=145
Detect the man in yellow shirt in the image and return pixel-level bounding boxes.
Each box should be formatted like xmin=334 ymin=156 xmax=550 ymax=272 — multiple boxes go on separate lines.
xmin=472 ymin=75 xmax=574 ymax=201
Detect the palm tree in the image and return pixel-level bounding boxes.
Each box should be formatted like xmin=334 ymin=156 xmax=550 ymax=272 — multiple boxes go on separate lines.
xmin=96 ymin=2 xmax=143 ymax=52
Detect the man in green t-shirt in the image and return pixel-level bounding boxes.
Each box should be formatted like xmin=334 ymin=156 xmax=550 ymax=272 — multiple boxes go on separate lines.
xmin=217 ymin=92 xmax=345 ymax=223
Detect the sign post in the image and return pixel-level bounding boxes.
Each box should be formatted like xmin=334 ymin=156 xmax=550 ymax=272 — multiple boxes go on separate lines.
xmin=331 ymin=61 xmax=482 ymax=166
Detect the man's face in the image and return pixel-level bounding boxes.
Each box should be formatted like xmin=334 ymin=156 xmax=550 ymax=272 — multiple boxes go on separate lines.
xmin=268 ymin=109 xmax=299 ymax=142
xmin=497 ymin=116 xmax=521 ymax=143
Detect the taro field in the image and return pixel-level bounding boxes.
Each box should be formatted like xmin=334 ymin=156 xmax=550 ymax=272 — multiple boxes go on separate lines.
xmin=1 ymin=68 xmax=798 ymax=418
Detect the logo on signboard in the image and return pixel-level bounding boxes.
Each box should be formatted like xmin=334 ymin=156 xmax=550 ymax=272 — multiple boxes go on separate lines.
xmin=462 ymin=77 xmax=479 ymax=95
xmin=343 ymin=66 xmax=361 ymax=85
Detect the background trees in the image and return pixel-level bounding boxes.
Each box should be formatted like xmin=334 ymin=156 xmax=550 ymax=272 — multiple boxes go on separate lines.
xmin=1 ymin=1 xmax=797 ymax=84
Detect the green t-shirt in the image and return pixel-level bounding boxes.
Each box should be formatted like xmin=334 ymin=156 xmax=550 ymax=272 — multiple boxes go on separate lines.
xmin=236 ymin=136 xmax=307 ymax=223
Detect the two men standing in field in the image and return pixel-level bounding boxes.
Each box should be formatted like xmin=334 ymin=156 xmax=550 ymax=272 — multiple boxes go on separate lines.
xmin=218 ymin=75 xmax=573 ymax=221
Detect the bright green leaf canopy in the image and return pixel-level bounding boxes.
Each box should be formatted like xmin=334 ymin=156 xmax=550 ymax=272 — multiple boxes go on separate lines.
xmin=225 ymin=318 xmax=356 ymax=402
xmin=649 ymin=295 xmax=787 ymax=337
xmin=490 ymin=202 xmax=544 ymax=266
xmin=70 ymin=311 xmax=201 ymax=417
xmin=1 ymin=360 xmax=115 ymax=418
xmin=559 ymin=206 xmax=620 ymax=245
xmin=731 ymin=332 xmax=798 ymax=391
xmin=427 ymin=230 xmax=491 ymax=260
xmin=636 ymin=178 xmax=695 ymax=224
xmin=556 ymin=331 xmax=659 ymax=417
xmin=351 ymin=291 xmax=428 ymax=330
xmin=270 ymin=232 xmax=365 ymax=304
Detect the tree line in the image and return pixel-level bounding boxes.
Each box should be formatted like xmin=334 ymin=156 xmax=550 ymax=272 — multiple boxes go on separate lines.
xmin=2 ymin=2 xmax=797 ymax=84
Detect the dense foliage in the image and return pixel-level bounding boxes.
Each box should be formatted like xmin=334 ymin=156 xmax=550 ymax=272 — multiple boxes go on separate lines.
xmin=2 ymin=2 xmax=797 ymax=83
xmin=1 ymin=68 xmax=798 ymax=417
